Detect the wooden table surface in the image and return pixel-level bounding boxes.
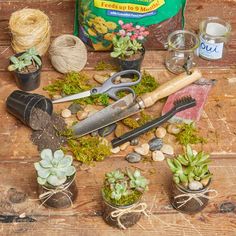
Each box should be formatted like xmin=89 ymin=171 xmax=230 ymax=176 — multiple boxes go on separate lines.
xmin=0 ymin=1 xmax=236 ymax=235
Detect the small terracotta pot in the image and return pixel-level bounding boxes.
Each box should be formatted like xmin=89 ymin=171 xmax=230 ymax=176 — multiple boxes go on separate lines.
xmin=102 ymin=197 xmax=143 ymax=229
xmin=170 ymin=179 xmax=211 ymax=214
xmin=38 ymin=176 xmax=78 ymax=209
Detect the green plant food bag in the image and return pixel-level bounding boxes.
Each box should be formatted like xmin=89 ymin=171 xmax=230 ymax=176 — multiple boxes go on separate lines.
xmin=74 ymin=0 xmax=186 ymax=51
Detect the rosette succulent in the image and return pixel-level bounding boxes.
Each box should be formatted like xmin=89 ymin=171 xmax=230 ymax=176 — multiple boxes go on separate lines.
xmin=102 ymin=169 xmax=148 ymax=206
xmin=167 ymin=145 xmax=212 ymax=187
xmin=34 ymin=149 xmax=76 ymax=187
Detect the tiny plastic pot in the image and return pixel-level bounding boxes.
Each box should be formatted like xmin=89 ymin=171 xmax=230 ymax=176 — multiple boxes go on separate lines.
xmin=117 ymin=47 xmax=145 ymax=73
xmin=38 ymin=175 xmax=78 ymax=209
xmin=170 ymin=179 xmax=211 ymax=214
xmin=6 ymin=90 xmax=53 ymax=129
xmin=10 ymin=52 xmax=42 ymax=91
xmin=102 ymin=197 xmax=142 ymax=229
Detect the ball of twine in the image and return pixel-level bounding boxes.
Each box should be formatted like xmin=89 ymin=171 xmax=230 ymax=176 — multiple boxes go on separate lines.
xmin=49 ymin=34 xmax=87 ymax=74
xmin=9 ymin=8 xmax=51 ymax=56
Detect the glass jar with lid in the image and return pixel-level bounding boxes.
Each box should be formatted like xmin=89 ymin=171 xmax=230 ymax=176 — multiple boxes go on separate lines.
xmin=199 ymin=17 xmax=231 ymax=60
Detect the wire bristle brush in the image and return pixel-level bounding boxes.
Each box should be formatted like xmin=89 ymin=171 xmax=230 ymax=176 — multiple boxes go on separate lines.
xmin=111 ymin=96 xmax=196 ymax=148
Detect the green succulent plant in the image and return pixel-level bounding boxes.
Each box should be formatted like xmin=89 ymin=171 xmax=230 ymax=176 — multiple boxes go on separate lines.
xmin=167 ymin=145 xmax=212 ymax=186
xmin=8 ymin=47 xmax=41 ymax=72
xmin=110 ymin=36 xmax=143 ymax=59
xmin=8 ymin=56 xmax=32 ymax=72
xmin=34 ymin=149 xmax=76 ymax=187
xmin=102 ymin=169 xmax=149 ymax=206
xmin=19 ymin=47 xmax=42 ymax=66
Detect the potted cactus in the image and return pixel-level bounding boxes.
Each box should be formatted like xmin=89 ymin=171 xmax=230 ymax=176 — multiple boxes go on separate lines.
xmin=102 ymin=168 xmax=149 ymax=229
xmin=167 ymin=145 xmax=214 ymax=213
xmin=34 ymin=149 xmax=77 ymax=208
xmin=8 ymin=47 xmax=42 ymax=91
xmin=110 ymin=21 xmax=149 ymax=72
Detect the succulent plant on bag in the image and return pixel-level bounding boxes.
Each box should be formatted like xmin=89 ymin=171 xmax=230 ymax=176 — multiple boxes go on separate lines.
xmin=34 ymin=149 xmax=76 ymax=187
xmin=111 ymin=21 xmax=149 ymax=60
xmin=102 ymin=169 xmax=148 ymax=206
xmin=167 ymin=145 xmax=212 ymax=190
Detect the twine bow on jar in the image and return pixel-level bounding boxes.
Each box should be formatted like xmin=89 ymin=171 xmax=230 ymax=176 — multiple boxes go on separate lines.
xmin=110 ymin=202 xmax=149 ymax=230
xmin=174 ymin=187 xmax=218 ymax=209
xmin=39 ymin=176 xmax=76 ymax=207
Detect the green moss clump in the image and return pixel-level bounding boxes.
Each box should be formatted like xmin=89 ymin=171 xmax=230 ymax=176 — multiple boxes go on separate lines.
xmin=95 ymin=61 xmax=118 ymax=71
xmin=67 ymin=138 xmax=111 ymax=164
xmin=132 ymin=71 xmax=159 ymax=95
xmin=43 ymin=72 xmax=110 ymax=106
xmin=175 ymin=123 xmax=207 ymax=146
xmin=122 ymin=111 xmax=152 ymax=129
xmin=102 ymin=187 xmax=142 ymax=206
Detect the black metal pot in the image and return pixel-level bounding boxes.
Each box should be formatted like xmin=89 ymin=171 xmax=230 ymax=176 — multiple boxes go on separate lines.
xmin=10 ymin=52 xmax=42 ymax=91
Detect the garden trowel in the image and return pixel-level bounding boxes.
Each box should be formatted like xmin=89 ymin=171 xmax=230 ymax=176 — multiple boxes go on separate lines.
xmin=72 ymin=68 xmax=202 ymax=137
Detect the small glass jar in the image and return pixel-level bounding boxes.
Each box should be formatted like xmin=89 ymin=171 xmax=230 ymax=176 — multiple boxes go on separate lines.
xmin=165 ymin=30 xmax=199 ymax=74
xmin=199 ymin=17 xmax=231 ymax=60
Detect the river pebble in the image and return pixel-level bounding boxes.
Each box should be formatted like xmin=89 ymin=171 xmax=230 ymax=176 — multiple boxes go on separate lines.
xmin=126 ymin=152 xmax=142 ymax=163
xmin=161 ymin=144 xmax=174 ymax=155
xmin=111 ymin=147 xmax=120 ymax=154
xmin=152 ymin=151 xmax=165 ymax=162
xmin=68 ymin=103 xmax=82 ymax=114
xmin=155 ymin=127 xmax=167 ymax=138
xmin=148 ymin=138 xmax=163 ymax=151
xmin=167 ymin=124 xmax=181 ymax=134
xmin=98 ymin=123 xmax=117 ymax=137
xmin=134 ymin=143 xmax=149 ymax=156
xmin=120 ymin=142 xmax=130 ymax=151
xmin=130 ymin=138 xmax=139 ymax=146
xmin=61 ymin=109 xmax=72 ymax=118
xmin=188 ymin=181 xmax=203 ymax=191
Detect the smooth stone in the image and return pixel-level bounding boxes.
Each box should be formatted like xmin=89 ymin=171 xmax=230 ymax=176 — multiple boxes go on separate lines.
xmin=52 ymin=94 xmax=62 ymax=100
xmin=77 ymin=110 xmax=88 ymax=120
xmin=68 ymin=103 xmax=82 ymax=114
xmin=148 ymin=138 xmax=163 ymax=151
xmin=120 ymin=142 xmax=130 ymax=151
xmin=155 ymin=127 xmax=167 ymax=138
xmin=152 ymin=151 xmax=165 ymax=162
xmin=91 ymin=131 xmax=99 ymax=137
xmin=162 ymin=133 xmax=177 ymax=145
xmin=167 ymin=124 xmax=181 ymax=134
xmin=161 ymin=144 xmax=174 ymax=155
xmin=111 ymin=147 xmax=120 ymax=154
xmin=134 ymin=143 xmax=149 ymax=156
xmin=188 ymin=181 xmax=203 ymax=191
xmin=126 ymin=152 xmax=141 ymax=163
xmin=84 ymin=105 xmax=96 ymax=112
xmin=130 ymin=138 xmax=139 ymax=146
xmin=201 ymin=178 xmax=210 ymax=186
xmin=93 ymin=74 xmax=108 ymax=84
xmin=115 ymin=124 xmax=127 ymax=137
xmin=120 ymin=78 xmax=133 ymax=83
xmin=98 ymin=123 xmax=117 ymax=137
xmin=61 ymin=109 xmax=72 ymax=118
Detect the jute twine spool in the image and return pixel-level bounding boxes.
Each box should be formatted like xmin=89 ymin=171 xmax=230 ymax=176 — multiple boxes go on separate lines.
xmin=49 ymin=34 xmax=87 ymax=74
xmin=9 ymin=8 xmax=51 ymax=56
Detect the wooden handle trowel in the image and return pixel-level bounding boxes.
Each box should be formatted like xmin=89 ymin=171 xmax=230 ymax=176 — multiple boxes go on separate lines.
xmin=72 ymin=69 xmax=202 ymax=137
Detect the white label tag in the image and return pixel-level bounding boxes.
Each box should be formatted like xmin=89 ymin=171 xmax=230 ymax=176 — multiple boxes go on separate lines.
xmin=199 ymin=35 xmax=224 ymax=60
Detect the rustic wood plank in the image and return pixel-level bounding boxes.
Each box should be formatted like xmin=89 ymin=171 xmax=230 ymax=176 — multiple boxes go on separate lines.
xmin=0 ymin=158 xmax=235 ymax=235
xmin=0 ymin=68 xmax=236 ymax=160
xmin=0 ymin=0 xmax=236 ymax=71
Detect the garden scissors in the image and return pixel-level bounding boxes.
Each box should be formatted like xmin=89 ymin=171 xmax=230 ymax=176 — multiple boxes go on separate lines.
xmin=52 ymin=70 xmax=142 ymax=104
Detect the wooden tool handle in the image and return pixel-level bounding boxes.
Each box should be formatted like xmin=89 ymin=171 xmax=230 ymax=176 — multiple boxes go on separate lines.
xmin=140 ymin=68 xmax=202 ymax=108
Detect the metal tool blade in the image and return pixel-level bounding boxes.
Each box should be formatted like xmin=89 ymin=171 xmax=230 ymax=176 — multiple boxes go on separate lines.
xmin=72 ymin=94 xmax=141 ymax=137
xmin=52 ymin=90 xmax=91 ymax=104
